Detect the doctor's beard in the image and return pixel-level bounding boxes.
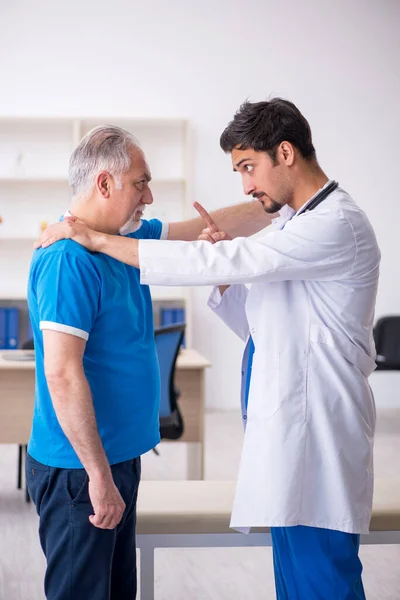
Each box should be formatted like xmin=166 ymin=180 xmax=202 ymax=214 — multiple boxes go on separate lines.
xmin=255 ymin=192 xmax=285 ymax=214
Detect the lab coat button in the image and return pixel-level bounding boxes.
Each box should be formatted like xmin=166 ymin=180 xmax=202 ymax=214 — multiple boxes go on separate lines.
xmin=243 ymin=415 xmax=247 ymax=420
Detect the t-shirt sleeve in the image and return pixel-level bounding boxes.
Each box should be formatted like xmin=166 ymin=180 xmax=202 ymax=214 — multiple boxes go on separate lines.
xmin=128 ymin=219 xmax=168 ymax=240
xmin=35 ymin=250 xmax=101 ymax=341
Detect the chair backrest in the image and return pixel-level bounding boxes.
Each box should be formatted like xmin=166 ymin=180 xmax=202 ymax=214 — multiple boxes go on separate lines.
xmin=373 ymin=316 xmax=400 ymax=369
xmin=154 ymin=324 xmax=186 ymax=434
xmin=21 ymin=339 xmax=34 ymax=350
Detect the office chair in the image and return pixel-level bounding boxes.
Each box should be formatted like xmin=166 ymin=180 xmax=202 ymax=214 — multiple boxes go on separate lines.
xmin=373 ymin=316 xmax=400 ymax=370
xmin=18 ymin=339 xmax=34 ymax=501
xmin=21 ymin=339 xmax=34 ymax=350
xmin=154 ymin=323 xmax=186 ymax=443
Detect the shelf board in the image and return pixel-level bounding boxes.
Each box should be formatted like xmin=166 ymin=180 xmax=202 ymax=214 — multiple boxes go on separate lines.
xmin=0 ymin=294 xmax=28 ymax=301
xmin=151 ymin=297 xmax=186 ymax=303
xmin=0 ymin=116 xmax=76 ymax=124
xmin=150 ymin=288 xmax=186 ymax=302
xmin=0 ymin=177 xmax=69 ymax=184
xmin=80 ymin=117 xmax=187 ymax=127
xmin=0 ymin=294 xmax=187 ymax=302
xmin=0 ymin=177 xmax=185 ymax=185
xmin=0 ymin=237 xmax=36 ymax=243
xmin=0 ymin=116 xmax=187 ymax=126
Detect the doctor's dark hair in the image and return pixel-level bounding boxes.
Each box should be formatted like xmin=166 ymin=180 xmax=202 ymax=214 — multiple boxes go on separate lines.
xmin=220 ymin=98 xmax=316 ymax=163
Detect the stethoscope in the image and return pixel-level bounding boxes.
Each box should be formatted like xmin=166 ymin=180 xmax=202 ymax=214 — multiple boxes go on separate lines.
xmin=296 ymin=180 xmax=339 ymax=216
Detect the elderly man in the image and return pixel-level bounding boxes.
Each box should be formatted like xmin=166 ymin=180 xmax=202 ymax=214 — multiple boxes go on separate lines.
xmin=26 ymin=124 xmax=272 ymax=600
xmin=39 ymin=99 xmax=380 ymax=600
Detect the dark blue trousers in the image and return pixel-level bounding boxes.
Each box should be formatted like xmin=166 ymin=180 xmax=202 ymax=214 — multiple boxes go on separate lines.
xmin=271 ymin=525 xmax=366 ymax=599
xmin=26 ymin=453 xmax=141 ymax=600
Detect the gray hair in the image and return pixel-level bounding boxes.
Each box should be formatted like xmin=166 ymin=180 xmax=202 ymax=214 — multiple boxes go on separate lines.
xmin=69 ymin=125 xmax=139 ymax=199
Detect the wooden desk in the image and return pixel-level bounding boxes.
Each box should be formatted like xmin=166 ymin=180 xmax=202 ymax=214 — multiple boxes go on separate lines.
xmin=0 ymin=348 xmax=211 ymax=479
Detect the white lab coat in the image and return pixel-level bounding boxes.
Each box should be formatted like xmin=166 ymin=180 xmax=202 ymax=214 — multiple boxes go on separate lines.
xmin=139 ymin=186 xmax=380 ymax=534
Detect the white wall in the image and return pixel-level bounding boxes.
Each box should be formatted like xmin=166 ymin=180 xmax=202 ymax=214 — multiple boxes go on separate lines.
xmin=1 ymin=0 xmax=399 ymax=409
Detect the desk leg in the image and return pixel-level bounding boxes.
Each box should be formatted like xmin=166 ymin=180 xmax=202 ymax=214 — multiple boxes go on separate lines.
xmin=186 ymin=443 xmax=204 ymax=480
xmin=198 ymin=369 xmax=205 ymax=480
xmin=17 ymin=445 xmax=23 ymax=489
xmin=139 ymin=541 xmax=155 ymax=600
xmin=175 ymin=367 xmax=207 ymax=480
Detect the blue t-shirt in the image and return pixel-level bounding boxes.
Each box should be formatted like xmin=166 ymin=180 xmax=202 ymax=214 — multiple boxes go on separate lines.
xmin=27 ymin=219 xmax=163 ymax=468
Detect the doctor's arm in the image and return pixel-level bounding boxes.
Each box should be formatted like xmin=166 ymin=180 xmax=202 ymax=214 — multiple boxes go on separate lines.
xmin=136 ymin=210 xmax=358 ymax=286
xmin=196 ymin=215 xmax=250 ymax=340
xmin=35 ymin=210 xmax=357 ymax=285
xmin=207 ymin=284 xmax=250 ymax=342
xmin=167 ymin=200 xmax=273 ymax=241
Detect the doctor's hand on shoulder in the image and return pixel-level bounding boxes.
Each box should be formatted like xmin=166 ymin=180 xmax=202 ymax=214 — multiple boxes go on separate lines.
xmin=34 ymin=217 xmax=101 ymax=252
xmin=194 ymin=202 xmax=231 ymax=296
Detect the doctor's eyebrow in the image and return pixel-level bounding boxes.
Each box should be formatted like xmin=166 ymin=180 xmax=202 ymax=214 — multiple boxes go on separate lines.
xmin=233 ymin=158 xmax=252 ymax=171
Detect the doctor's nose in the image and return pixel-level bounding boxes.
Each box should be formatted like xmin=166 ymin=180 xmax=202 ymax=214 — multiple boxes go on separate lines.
xmin=242 ymin=176 xmax=255 ymax=197
xmin=243 ymin=181 xmax=255 ymax=196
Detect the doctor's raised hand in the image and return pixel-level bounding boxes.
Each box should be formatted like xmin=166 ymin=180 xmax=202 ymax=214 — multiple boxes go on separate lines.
xmin=194 ymin=201 xmax=232 ymax=244
xmin=194 ymin=201 xmax=231 ymax=296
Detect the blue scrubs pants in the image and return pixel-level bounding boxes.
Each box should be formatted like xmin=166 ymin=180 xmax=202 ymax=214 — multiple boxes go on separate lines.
xmin=271 ymin=526 xmax=366 ymax=599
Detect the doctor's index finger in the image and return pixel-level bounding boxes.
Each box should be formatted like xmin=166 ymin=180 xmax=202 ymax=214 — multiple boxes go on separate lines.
xmin=194 ymin=202 xmax=218 ymax=230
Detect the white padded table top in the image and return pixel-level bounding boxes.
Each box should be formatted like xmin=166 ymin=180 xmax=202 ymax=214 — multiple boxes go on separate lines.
xmin=136 ymin=479 xmax=400 ymax=535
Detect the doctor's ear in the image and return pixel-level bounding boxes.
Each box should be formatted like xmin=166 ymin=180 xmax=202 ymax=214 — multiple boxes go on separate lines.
xmin=278 ymin=142 xmax=295 ymax=167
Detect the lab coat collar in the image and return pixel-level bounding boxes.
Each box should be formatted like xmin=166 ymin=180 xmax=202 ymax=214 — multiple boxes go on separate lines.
xmin=271 ymin=179 xmax=334 ymax=229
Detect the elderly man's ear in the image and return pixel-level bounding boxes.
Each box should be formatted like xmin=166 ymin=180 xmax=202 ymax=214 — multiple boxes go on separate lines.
xmin=96 ymin=172 xmax=112 ymax=198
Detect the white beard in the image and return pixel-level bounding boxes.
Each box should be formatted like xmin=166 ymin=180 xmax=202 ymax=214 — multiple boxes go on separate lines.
xmin=119 ymin=207 xmax=145 ymax=235
xmin=119 ymin=219 xmax=142 ymax=235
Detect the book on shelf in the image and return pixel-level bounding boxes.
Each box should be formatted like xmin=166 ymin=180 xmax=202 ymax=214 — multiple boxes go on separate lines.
xmin=0 ymin=307 xmax=20 ymax=349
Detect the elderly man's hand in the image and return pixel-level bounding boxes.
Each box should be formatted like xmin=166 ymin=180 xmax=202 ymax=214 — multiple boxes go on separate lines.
xmin=34 ymin=217 xmax=101 ymax=252
xmin=194 ymin=202 xmax=232 ymax=243
xmin=88 ymin=473 xmax=126 ymax=530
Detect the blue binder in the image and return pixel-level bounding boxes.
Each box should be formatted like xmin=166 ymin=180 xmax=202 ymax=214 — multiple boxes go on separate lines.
xmin=5 ymin=308 xmax=19 ymax=349
xmin=160 ymin=308 xmax=174 ymax=326
xmin=174 ymin=308 xmax=185 ymax=324
xmin=0 ymin=308 xmax=6 ymax=349
xmin=27 ymin=316 xmax=33 ymax=341
xmin=160 ymin=307 xmax=185 ymax=326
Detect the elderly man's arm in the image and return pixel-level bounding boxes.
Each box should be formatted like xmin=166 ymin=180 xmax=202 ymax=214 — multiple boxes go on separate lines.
xmin=43 ymin=330 xmax=126 ymax=529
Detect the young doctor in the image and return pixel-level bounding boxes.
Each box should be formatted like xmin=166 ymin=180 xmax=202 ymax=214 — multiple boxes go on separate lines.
xmin=37 ymin=98 xmax=380 ymax=599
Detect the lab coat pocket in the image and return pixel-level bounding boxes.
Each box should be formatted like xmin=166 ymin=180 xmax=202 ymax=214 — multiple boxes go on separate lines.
xmin=310 ymin=326 xmax=376 ymax=377
xmin=249 ymin=353 xmax=281 ymax=420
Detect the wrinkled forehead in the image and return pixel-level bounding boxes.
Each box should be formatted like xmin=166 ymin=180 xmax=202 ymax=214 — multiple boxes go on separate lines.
xmin=129 ymin=146 xmax=152 ymax=179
